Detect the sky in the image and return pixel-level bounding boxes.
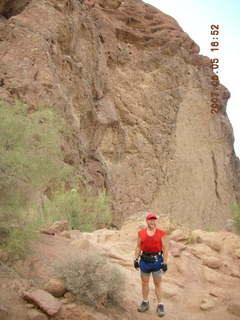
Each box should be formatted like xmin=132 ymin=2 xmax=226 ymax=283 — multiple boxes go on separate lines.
xmin=144 ymin=0 xmax=240 ymax=157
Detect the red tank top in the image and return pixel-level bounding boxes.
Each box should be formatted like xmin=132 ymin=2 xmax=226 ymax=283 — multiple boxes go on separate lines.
xmin=138 ymin=228 xmax=167 ymax=252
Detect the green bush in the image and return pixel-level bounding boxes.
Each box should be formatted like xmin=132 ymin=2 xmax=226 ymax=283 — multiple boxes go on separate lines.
xmin=0 ymin=100 xmax=73 ymax=258
xmin=0 ymin=99 xmax=71 ymax=210
xmin=232 ymin=202 xmax=240 ymax=233
xmin=54 ymin=252 xmax=125 ymax=308
xmin=0 ymin=100 xmax=112 ymax=259
xmin=41 ymin=189 xmax=111 ymax=231
xmin=0 ymin=220 xmax=37 ymax=259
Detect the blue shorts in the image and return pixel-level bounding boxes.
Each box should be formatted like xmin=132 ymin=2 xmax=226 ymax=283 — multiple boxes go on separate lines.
xmin=139 ymin=255 xmax=164 ymax=277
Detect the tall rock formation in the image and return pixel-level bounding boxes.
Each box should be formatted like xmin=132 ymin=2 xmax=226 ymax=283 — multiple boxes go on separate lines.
xmin=0 ymin=0 xmax=239 ymax=228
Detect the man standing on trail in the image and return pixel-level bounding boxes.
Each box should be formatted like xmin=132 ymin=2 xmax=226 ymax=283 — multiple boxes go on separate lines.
xmin=134 ymin=213 xmax=168 ymax=317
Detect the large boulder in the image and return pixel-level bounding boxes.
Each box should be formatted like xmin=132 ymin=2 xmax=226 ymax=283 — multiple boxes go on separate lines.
xmin=44 ymin=279 xmax=66 ymax=298
xmin=23 ymin=289 xmax=62 ymax=316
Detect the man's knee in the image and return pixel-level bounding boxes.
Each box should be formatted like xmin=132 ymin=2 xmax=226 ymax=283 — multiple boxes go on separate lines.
xmin=141 ymin=276 xmax=150 ymax=285
xmin=153 ymin=278 xmax=162 ymax=288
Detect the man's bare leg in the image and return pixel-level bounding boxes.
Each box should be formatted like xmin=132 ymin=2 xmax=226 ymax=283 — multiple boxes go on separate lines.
xmin=141 ymin=275 xmax=150 ymax=300
xmin=153 ymin=276 xmax=162 ymax=302
xmin=153 ymin=276 xmax=165 ymax=317
xmin=137 ymin=275 xmax=150 ymax=312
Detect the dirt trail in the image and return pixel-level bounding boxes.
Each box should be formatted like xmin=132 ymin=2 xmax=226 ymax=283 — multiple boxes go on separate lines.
xmin=1 ymin=214 xmax=240 ymax=320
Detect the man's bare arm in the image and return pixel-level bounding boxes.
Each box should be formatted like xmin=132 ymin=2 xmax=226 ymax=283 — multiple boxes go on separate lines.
xmin=134 ymin=235 xmax=141 ymax=260
xmin=162 ymin=235 xmax=169 ymax=263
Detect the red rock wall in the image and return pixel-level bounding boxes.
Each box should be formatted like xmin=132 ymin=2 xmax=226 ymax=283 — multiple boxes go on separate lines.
xmin=0 ymin=0 xmax=239 ymax=228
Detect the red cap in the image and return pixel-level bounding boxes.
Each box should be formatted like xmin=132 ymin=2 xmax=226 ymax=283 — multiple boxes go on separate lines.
xmin=146 ymin=213 xmax=158 ymax=220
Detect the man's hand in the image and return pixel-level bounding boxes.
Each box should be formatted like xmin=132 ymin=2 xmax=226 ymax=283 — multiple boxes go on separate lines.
xmin=134 ymin=259 xmax=139 ymax=270
xmin=162 ymin=263 xmax=168 ymax=272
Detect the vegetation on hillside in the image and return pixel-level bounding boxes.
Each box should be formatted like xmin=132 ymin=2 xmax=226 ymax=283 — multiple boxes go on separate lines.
xmin=232 ymin=202 xmax=240 ymax=234
xmin=0 ymin=100 xmax=111 ymax=259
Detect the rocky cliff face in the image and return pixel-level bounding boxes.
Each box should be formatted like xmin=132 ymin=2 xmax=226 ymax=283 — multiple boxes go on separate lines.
xmin=0 ymin=0 xmax=239 ymax=228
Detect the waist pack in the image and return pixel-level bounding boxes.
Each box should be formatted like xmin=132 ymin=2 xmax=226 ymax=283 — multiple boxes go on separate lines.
xmin=141 ymin=252 xmax=162 ymax=263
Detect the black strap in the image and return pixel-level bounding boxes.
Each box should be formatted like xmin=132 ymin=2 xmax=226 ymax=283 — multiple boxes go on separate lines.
xmin=143 ymin=251 xmax=162 ymax=256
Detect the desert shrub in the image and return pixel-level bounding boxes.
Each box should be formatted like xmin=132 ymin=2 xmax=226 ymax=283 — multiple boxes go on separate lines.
xmin=0 ymin=220 xmax=37 ymax=259
xmin=0 ymin=100 xmax=113 ymax=258
xmin=54 ymin=252 xmax=125 ymax=308
xmin=41 ymin=188 xmax=111 ymax=231
xmin=0 ymin=100 xmax=73 ymax=258
xmin=0 ymin=99 xmax=71 ymax=205
xmin=232 ymin=202 xmax=240 ymax=233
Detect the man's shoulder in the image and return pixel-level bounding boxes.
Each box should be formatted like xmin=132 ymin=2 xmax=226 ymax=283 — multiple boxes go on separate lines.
xmin=138 ymin=228 xmax=146 ymax=235
xmin=156 ymin=228 xmax=168 ymax=235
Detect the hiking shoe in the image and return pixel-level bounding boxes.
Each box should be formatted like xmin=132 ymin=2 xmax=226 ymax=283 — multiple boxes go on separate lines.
xmin=156 ymin=304 xmax=165 ymax=317
xmin=137 ymin=301 xmax=149 ymax=312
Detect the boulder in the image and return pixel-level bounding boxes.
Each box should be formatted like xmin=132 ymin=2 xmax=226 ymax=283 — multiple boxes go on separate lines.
xmin=190 ymin=243 xmax=216 ymax=259
xmin=40 ymin=220 xmax=69 ymax=235
xmin=202 ymin=256 xmax=222 ymax=269
xmin=44 ymin=279 xmax=66 ymax=298
xmin=204 ymin=239 xmax=222 ymax=252
xmin=23 ymin=289 xmax=62 ymax=316
xmin=191 ymin=230 xmax=222 ymax=251
xmin=63 ymin=292 xmax=76 ymax=303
